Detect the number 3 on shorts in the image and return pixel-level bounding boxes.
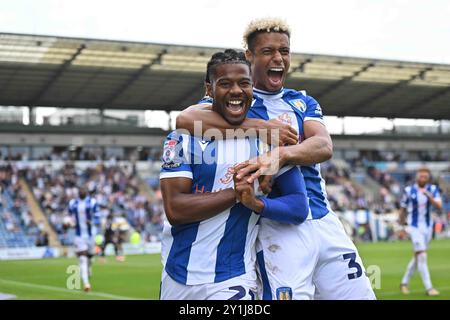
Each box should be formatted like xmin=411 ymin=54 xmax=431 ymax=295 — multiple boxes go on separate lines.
xmin=343 ymin=252 xmax=363 ymax=280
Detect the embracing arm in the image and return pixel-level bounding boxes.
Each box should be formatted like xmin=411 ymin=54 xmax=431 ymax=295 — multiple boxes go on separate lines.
xmin=280 ymin=120 xmax=333 ymax=167
xmin=176 ymin=104 xmax=298 ymax=145
xmin=234 ymin=120 xmax=332 ymax=191
xmin=160 ymin=177 xmax=236 ymax=226
xmin=176 ymin=104 xmax=266 ymax=133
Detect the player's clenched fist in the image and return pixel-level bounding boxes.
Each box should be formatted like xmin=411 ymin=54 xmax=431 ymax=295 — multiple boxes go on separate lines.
xmin=265 ymin=118 xmax=298 ymax=146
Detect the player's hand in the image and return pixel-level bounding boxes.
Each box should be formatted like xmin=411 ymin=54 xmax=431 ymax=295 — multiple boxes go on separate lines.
xmin=234 ymin=149 xmax=283 ymax=185
xmin=258 ymin=175 xmax=273 ymax=194
xmin=398 ymin=209 xmax=407 ymax=226
xmin=422 ymin=190 xmax=433 ymax=199
xmin=233 ymin=173 xmax=264 ymax=213
xmin=265 ymin=119 xmax=298 ymax=146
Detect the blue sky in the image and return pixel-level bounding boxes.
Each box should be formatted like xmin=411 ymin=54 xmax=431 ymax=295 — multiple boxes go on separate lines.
xmin=1 ymin=0 xmax=450 ymax=64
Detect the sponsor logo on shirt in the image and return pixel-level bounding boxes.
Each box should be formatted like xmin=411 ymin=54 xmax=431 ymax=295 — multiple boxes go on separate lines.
xmin=315 ymin=105 xmax=323 ymax=116
xmin=199 ymin=140 xmax=209 ymax=152
xmin=219 ymin=166 xmax=234 ymax=185
xmin=277 ymin=112 xmax=292 ymax=126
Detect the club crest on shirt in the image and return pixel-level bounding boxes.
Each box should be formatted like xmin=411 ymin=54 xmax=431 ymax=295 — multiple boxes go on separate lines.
xmin=289 ymin=99 xmax=306 ymax=113
xmin=276 ymin=287 xmax=293 ymax=300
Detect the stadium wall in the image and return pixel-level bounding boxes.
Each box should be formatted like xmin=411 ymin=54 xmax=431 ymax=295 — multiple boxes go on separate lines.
xmin=1 ymin=132 xmax=449 ymax=151
xmin=0 ymin=246 xmax=61 ymax=260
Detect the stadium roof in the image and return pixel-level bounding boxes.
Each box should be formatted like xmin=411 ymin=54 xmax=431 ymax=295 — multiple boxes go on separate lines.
xmin=1 ymin=33 xmax=449 ymax=119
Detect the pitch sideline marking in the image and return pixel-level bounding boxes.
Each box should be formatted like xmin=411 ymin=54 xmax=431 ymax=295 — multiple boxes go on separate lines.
xmin=0 ymin=278 xmax=143 ymax=300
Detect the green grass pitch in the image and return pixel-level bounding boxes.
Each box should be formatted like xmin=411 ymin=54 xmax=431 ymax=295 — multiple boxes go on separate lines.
xmin=1 ymin=239 xmax=449 ymax=300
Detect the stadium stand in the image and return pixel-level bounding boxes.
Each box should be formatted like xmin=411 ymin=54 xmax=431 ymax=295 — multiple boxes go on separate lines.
xmin=1 ymin=33 xmax=450 ymax=118
xmin=23 ymin=161 xmax=164 ymax=245
xmin=0 ymin=165 xmax=39 ymax=248
xmin=0 ymin=33 xmax=449 ymax=250
xmin=324 ymin=158 xmax=450 ymax=242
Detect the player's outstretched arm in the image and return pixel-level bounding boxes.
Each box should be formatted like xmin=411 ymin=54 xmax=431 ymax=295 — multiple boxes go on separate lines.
xmin=281 ymin=120 xmax=333 ymax=166
xmin=161 ymin=177 xmax=236 ymax=226
xmin=176 ymin=104 xmax=298 ymax=146
xmin=234 ymin=167 xmax=308 ymax=225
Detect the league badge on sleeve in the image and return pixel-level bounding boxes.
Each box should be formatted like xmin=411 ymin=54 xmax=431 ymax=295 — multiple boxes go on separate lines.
xmin=162 ymin=139 xmax=181 ymax=168
xmin=163 ymin=140 xmax=177 ymax=162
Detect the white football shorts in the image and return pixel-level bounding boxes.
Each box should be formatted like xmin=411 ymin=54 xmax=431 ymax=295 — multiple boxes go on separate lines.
xmin=257 ymin=211 xmax=376 ymax=300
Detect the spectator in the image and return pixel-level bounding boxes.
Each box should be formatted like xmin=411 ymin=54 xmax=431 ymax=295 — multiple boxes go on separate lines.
xmin=36 ymin=231 xmax=49 ymax=247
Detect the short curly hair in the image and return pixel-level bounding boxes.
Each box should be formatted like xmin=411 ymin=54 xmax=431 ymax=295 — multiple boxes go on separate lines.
xmin=243 ymin=17 xmax=291 ymax=52
xmin=205 ymin=49 xmax=251 ymax=83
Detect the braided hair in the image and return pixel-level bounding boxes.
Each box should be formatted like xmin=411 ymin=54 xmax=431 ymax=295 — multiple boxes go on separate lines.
xmin=205 ymin=49 xmax=251 ymax=83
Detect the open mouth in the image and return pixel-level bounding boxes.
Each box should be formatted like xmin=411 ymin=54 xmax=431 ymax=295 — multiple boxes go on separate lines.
xmin=226 ymin=99 xmax=245 ymax=115
xmin=267 ymin=67 xmax=284 ymax=87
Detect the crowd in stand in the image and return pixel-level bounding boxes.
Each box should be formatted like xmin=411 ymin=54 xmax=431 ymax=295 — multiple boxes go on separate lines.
xmin=366 ymin=166 xmax=402 ymax=213
xmin=0 ymin=164 xmax=43 ymax=247
xmin=4 ymin=148 xmax=448 ymax=163
xmin=323 ymin=160 xmax=449 ymax=217
xmin=348 ymin=150 xmax=449 ymax=166
xmin=0 ymin=147 xmax=163 ymax=162
xmin=321 ymin=161 xmax=449 ymax=242
xmin=24 ymin=163 xmax=164 ymax=245
xmin=322 ymin=162 xmax=372 ymax=212
xmin=0 ymin=156 xmax=448 ymax=248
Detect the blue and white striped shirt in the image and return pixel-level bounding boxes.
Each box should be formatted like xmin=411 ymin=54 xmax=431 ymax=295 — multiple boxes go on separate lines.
xmin=160 ymin=131 xmax=308 ymax=285
xmin=247 ymin=87 xmax=331 ymax=220
xmin=401 ymin=183 xmax=441 ymax=228
xmin=68 ymin=197 xmax=99 ymax=237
